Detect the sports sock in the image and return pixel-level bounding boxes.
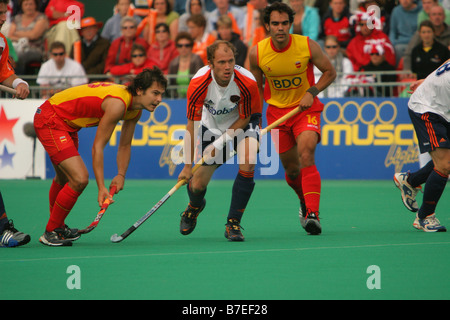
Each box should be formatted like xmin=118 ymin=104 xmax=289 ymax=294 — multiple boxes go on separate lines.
xmin=285 ymin=172 xmax=305 ymax=203
xmin=418 ymin=169 xmax=448 ymax=219
xmin=49 ymin=179 xmax=64 ymax=215
xmin=0 ymin=191 xmax=8 ymax=234
xmin=408 ymin=160 xmax=434 ymax=188
xmin=228 ymin=170 xmax=255 ymax=222
xmin=300 ymin=165 xmax=321 ymax=213
xmin=46 ymin=184 xmax=81 ymax=232
xmin=187 ymin=181 xmax=207 ymax=209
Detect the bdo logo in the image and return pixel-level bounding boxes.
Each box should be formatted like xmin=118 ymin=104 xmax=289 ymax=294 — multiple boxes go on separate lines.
xmin=272 ymin=77 xmax=302 ymax=89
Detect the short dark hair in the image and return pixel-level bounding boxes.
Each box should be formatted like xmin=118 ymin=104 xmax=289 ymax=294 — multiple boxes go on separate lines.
xmin=175 ymin=32 xmax=194 ymax=45
xmin=263 ymin=2 xmax=294 ymax=25
xmin=207 ymin=40 xmax=236 ymax=64
xmin=127 ymin=67 xmax=167 ymax=95
xmin=419 ymin=19 xmax=434 ymax=32
xmin=50 ymin=41 xmax=66 ymax=53
xmin=0 ymin=0 xmax=9 ymax=5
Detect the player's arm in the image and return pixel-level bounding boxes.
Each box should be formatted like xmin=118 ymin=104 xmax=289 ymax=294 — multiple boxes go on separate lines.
xmin=1 ymin=74 xmax=30 ymax=100
xmin=248 ymin=45 xmax=264 ymax=108
xmin=93 ymin=97 xmax=127 ymax=206
xmin=299 ymin=39 xmax=337 ymax=110
xmin=178 ymin=118 xmax=196 ymax=182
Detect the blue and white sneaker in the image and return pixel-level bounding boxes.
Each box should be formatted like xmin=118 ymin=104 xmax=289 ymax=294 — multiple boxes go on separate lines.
xmin=0 ymin=220 xmax=31 ymax=248
xmin=416 ymin=213 xmax=447 ymax=232
xmin=393 ymin=172 xmax=421 ymax=212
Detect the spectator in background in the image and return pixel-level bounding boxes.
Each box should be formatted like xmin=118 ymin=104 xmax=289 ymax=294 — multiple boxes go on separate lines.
xmin=7 ymin=0 xmax=49 ymax=75
xmin=146 ymin=22 xmax=179 ymax=74
xmin=314 ymin=35 xmax=354 ymax=98
xmin=389 ymin=0 xmax=422 ymax=65
xmin=70 ymin=17 xmax=110 ymax=75
xmin=418 ymin=0 xmax=450 ymax=26
xmin=403 ymin=5 xmax=450 ymax=71
xmin=104 ymin=16 xmax=148 ymax=74
xmin=346 ymin=11 xmax=396 ymax=71
xmin=243 ymin=0 xmax=268 ymax=47
xmin=207 ymin=0 xmax=245 ymax=36
xmin=44 ymin=0 xmax=84 ymax=53
xmin=108 ymin=43 xmax=156 ymax=77
xmin=179 ymin=0 xmax=211 ymax=33
xmin=289 ymin=0 xmax=320 ymax=41
xmin=320 ymin=0 xmax=352 ymax=48
xmin=187 ymin=13 xmax=216 ymax=64
xmin=216 ymin=14 xmax=247 ymax=66
xmin=37 ymin=41 xmax=88 ymax=98
xmin=176 ymin=0 xmax=217 ymax=14
xmin=168 ymin=32 xmax=204 ymax=98
xmin=142 ymin=0 xmax=179 ymax=42
xmin=358 ymin=43 xmax=397 ymax=97
xmin=102 ymin=0 xmax=141 ymax=43
xmin=354 ymin=0 xmax=390 ymax=35
xmin=411 ymin=20 xmax=450 ymax=79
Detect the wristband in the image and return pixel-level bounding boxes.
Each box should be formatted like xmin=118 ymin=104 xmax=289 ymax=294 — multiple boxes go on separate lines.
xmin=12 ymin=78 xmax=29 ymax=89
xmin=306 ymin=86 xmax=320 ymax=97
xmin=212 ymin=132 xmax=233 ymax=150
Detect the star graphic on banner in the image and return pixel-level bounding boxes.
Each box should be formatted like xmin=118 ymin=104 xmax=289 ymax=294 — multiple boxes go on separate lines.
xmin=0 ymin=145 xmax=15 ymax=169
xmin=0 ymin=106 xmax=19 ymax=144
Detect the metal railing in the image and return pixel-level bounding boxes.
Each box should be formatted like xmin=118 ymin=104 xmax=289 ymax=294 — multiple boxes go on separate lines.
xmin=0 ymin=71 xmax=417 ymax=100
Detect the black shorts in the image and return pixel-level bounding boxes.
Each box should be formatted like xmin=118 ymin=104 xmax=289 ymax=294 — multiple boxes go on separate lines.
xmin=408 ymin=109 xmax=450 ymax=153
xmin=200 ymin=113 xmax=261 ymax=166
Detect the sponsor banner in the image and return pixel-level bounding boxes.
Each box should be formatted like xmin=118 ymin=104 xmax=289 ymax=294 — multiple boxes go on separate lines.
xmin=1 ymin=97 xmax=419 ymax=180
xmin=0 ymin=99 xmax=46 ymax=179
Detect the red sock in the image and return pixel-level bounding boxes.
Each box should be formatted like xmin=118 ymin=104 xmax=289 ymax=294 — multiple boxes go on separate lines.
xmin=285 ymin=172 xmax=305 ymax=202
xmin=49 ymin=179 xmax=64 ymax=215
xmin=300 ymin=165 xmax=321 ymax=213
xmin=46 ymin=184 xmax=80 ymax=232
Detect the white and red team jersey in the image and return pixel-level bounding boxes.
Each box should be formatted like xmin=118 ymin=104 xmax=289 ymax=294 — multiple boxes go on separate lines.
xmin=409 ymin=60 xmax=450 ymax=122
xmin=186 ymin=65 xmax=262 ymax=133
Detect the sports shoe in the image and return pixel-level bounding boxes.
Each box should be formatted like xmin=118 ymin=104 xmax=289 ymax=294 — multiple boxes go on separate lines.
xmin=224 ymin=218 xmax=245 ymax=241
xmin=63 ymin=225 xmax=80 ymax=241
xmin=303 ymin=209 xmax=322 ymax=235
xmin=39 ymin=228 xmax=73 ymax=246
xmin=393 ymin=172 xmax=421 ymax=212
xmin=416 ymin=213 xmax=447 ymax=232
xmin=299 ymin=202 xmax=307 ymax=229
xmin=0 ymin=220 xmax=31 ymax=248
xmin=180 ymin=199 xmax=206 ymax=235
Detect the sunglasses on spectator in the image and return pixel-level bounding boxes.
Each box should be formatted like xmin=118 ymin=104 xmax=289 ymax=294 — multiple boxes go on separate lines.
xmin=177 ymin=43 xmax=193 ymax=48
xmin=132 ymin=53 xmax=146 ymax=58
xmin=369 ymin=53 xmax=380 ymax=56
xmin=51 ymin=52 xmax=65 ymax=56
xmin=156 ymin=29 xmax=168 ymax=34
xmin=325 ymin=45 xmax=338 ymax=49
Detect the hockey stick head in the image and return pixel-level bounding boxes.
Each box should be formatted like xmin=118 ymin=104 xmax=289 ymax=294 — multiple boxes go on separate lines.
xmin=110 ymin=233 xmax=123 ymax=243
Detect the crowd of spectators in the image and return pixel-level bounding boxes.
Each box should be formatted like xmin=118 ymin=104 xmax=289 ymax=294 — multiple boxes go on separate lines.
xmin=2 ymin=0 xmax=450 ymax=97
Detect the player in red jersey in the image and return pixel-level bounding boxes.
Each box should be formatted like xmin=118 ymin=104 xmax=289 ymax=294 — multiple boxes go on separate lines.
xmin=34 ymin=67 xmax=167 ymax=246
xmin=0 ymin=0 xmax=31 ymax=248
xmin=249 ymin=2 xmax=336 ymax=235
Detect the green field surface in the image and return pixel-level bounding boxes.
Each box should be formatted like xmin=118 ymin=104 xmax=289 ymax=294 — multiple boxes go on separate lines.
xmin=1 ymin=179 xmax=449 ymax=301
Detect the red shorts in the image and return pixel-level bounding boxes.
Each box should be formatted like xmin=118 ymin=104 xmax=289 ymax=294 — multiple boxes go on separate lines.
xmin=34 ymin=101 xmax=80 ymax=165
xmin=266 ymin=105 xmax=322 ymax=154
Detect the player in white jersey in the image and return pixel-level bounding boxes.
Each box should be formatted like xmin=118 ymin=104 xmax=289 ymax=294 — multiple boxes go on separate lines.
xmin=178 ymin=41 xmax=262 ymax=241
xmin=393 ymin=59 xmax=450 ymax=232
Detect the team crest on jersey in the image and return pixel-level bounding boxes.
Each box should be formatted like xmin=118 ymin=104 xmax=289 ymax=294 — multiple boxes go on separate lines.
xmin=230 ymin=95 xmax=240 ymax=103
xmin=295 ymin=61 xmax=301 ymax=69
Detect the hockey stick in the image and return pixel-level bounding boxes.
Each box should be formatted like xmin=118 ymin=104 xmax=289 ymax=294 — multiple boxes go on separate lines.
xmin=110 ymin=106 xmax=302 ymax=243
xmin=79 ymin=186 xmax=117 ymax=234
xmin=0 ymin=84 xmax=17 ymax=95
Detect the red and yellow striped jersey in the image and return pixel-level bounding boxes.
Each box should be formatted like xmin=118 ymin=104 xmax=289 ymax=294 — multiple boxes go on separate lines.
xmin=45 ymin=82 xmax=141 ymax=129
